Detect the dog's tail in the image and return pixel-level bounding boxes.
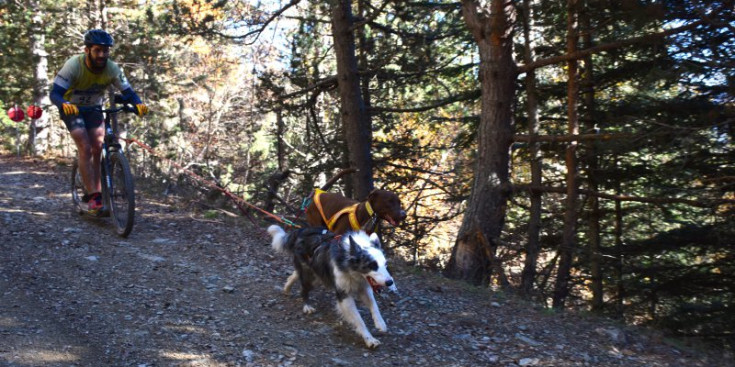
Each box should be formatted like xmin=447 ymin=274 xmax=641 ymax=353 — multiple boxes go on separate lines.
xmin=267 ymin=225 xmax=288 ymax=253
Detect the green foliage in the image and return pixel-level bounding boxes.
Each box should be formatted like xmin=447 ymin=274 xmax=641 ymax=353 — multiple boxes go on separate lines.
xmin=506 ymin=0 xmax=734 ymax=347
xmin=619 ymin=221 xmax=735 ymax=344
xmin=0 ymin=0 xmax=33 ymax=103
xmin=0 ymin=100 xmax=28 ymax=153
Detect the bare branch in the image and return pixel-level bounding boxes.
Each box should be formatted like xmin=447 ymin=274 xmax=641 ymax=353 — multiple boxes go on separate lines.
xmin=513 ymin=184 xmax=735 ymax=208
xmin=371 ymin=89 xmax=481 ymax=113
xmin=514 ymin=133 xmax=635 ymax=143
xmin=278 ymin=76 xmax=337 ymax=100
xmin=518 ymin=17 xmax=711 ymax=73
xmin=212 ymin=0 xmax=302 ymax=45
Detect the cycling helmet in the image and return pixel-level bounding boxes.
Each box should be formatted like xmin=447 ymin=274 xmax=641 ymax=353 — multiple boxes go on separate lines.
xmin=84 ymin=29 xmax=114 ymax=47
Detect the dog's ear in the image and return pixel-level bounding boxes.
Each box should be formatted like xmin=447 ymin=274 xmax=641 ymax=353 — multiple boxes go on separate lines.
xmin=369 ymin=232 xmax=381 ymax=249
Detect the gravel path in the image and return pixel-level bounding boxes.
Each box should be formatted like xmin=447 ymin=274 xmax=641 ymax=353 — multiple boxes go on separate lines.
xmin=0 ymin=155 xmax=730 ymax=367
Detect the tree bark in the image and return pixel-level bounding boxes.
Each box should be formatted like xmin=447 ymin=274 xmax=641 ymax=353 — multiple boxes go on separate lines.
xmin=276 ymin=109 xmax=286 ymax=171
xmin=445 ymin=0 xmax=516 ymax=286
xmin=87 ymin=0 xmax=104 ymax=28
xmin=614 ymin=184 xmax=625 ymax=318
xmin=553 ymin=0 xmax=580 ymax=309
xmin=520 ymin=0 xmax=541 ymax=297
xmin=579 ymin=2 xmax=603 ymax=312
xmin=330 ymin=0 xmax=374 ymax=200
xmin=27 ymin=0 xmax=51 ymax=156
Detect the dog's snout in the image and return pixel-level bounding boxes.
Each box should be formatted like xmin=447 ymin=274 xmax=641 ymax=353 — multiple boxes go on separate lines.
xmin=398 ymin=210 xmax=407 ymax=221
xmin=386 ymin=279 xmax=394 ymax=287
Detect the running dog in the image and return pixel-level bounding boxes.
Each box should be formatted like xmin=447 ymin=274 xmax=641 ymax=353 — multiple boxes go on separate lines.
xmin=267 ymin=225 xmax=397 ymax=348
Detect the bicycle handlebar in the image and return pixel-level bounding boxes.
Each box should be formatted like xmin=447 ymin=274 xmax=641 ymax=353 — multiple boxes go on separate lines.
xmin=78 ymin=104 xmax=139 ymax=114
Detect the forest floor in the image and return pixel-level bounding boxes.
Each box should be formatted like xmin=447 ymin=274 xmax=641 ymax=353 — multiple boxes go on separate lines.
xmin=0 ymin=154 xmax=731 ymax=367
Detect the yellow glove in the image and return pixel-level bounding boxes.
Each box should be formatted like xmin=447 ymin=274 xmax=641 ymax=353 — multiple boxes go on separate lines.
xmin=62 ymin=103 xmax=79 ymax=116
xmin=136 ymin=103 xmax=149 ymax=116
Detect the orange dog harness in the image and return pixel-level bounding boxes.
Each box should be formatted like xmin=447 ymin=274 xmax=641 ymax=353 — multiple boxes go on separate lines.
xmin=312 ymin=188 xmax=374 ymax=232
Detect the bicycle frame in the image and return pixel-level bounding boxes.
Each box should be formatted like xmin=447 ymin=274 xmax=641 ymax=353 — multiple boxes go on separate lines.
xmin=100 ymin=106 xmax=126 ymax=202
xmin=72 ymin=101 xmax=138 ymax=237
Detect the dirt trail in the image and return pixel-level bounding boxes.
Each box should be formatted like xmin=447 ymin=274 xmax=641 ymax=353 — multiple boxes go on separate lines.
xmin=0 ymin=154 xmax=730 ymax=367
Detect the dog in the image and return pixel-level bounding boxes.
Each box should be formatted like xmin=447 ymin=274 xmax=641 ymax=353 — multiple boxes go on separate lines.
xmin=267 ymin=224 xmax=397 ymax=348
xmin=305 ymin=189 xmax=407 ymax=235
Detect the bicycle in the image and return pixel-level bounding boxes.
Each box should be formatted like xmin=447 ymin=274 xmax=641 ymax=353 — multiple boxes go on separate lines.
xmin=71 ymin=97 xmax=137 ymax=237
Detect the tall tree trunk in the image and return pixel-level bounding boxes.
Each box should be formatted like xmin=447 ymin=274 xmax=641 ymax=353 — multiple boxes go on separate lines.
xmin=521 ymin=0 xmax=542 ymax=297
xmin=87 ymin=0 xmax=106 ymax=28
xmin=330 ymin=0 xmax=374 ymax=200
xmin=357 ymin=0 xmax=372 ymax=136
xmin=27 ymin=0 xmax=51 ymax=156
xmin=614 ymin=172 xmax=624 ymax=318
xmin=177 ymin=98 xmax=187 ymax=132
xmin=445 ymin=0 xmax=516 ymax=286
xmin=276 ymin=108 xmax=286 ymax=171
xmin=553 ymin=0 xmax=580 ymax=309
xmin=580 ymin=1 xmax=603 ymax=311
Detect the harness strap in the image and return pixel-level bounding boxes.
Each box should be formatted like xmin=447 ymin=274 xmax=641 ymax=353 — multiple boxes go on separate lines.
xmin=313 ymin=189 xmax=331 ymax=229
xmin=351 ymin=205 xmax=366 ymax=230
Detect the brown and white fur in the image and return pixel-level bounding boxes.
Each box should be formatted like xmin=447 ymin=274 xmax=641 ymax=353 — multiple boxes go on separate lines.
xmin=267 ymin=225 xmax=397 ymax=348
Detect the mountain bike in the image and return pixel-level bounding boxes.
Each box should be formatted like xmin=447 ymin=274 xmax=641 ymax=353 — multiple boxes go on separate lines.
xmin=71 ymin=98 xmax=137 ymax=237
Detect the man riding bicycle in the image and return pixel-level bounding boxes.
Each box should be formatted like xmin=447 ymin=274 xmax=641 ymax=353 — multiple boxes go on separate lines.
xmin=50 ymin=29 xmax=149 ymax=213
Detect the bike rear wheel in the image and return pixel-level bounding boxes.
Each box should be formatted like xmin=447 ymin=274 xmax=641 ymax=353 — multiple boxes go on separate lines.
xmin=71 ymin=160 xmax=86 ymax=214
xmin=105 ymin=151 xmax=135 ymax=237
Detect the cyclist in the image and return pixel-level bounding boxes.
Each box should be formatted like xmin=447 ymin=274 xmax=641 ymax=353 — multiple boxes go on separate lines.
xmin=50 ymin=29 xmax=148 ymax=213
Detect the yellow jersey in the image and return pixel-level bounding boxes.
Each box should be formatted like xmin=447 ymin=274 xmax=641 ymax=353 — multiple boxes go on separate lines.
xmin=52 ymin=54 xmax=132 ymax=106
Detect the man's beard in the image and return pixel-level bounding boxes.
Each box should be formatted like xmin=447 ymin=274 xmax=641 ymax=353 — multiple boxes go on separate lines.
xmin=89 ymin=55 xmax=107 ymax=70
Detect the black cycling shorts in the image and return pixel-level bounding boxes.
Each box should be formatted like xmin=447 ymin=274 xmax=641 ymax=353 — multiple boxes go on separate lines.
xmin=61 ymin=109 xmax=104 ymax=132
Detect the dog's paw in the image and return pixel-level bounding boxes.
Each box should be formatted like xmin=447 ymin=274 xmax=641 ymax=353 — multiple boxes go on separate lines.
xmin=302 ymin=304 xmax=316 ymax=314
xmin=375 ymin=321 xmax=388 ymax=333
xmin=364 ymin=336 xmax=381 ymax=348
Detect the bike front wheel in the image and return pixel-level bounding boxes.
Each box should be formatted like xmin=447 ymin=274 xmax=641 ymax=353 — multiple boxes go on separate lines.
xmin=106 ymin=151 xmax=135 ymax=237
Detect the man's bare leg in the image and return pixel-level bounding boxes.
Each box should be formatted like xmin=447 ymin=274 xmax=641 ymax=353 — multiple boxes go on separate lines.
xmin=87 ymin=126 xmax=104 ymax=194
xmin=70 ymin=128 xmax=95 ymax=194
xmin=70 ymin=126 xmax=104 ymax=195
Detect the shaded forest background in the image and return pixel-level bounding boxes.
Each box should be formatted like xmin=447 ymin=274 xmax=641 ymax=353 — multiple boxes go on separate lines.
xmin=1 ymin=0 xmax=733 ymax=351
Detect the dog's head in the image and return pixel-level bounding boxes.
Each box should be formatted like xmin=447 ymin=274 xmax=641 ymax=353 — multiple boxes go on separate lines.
xmin=367 ymin=189 xmax=407 ymax=227
xmin=346 ymin=232 xmax=398 ymax=294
